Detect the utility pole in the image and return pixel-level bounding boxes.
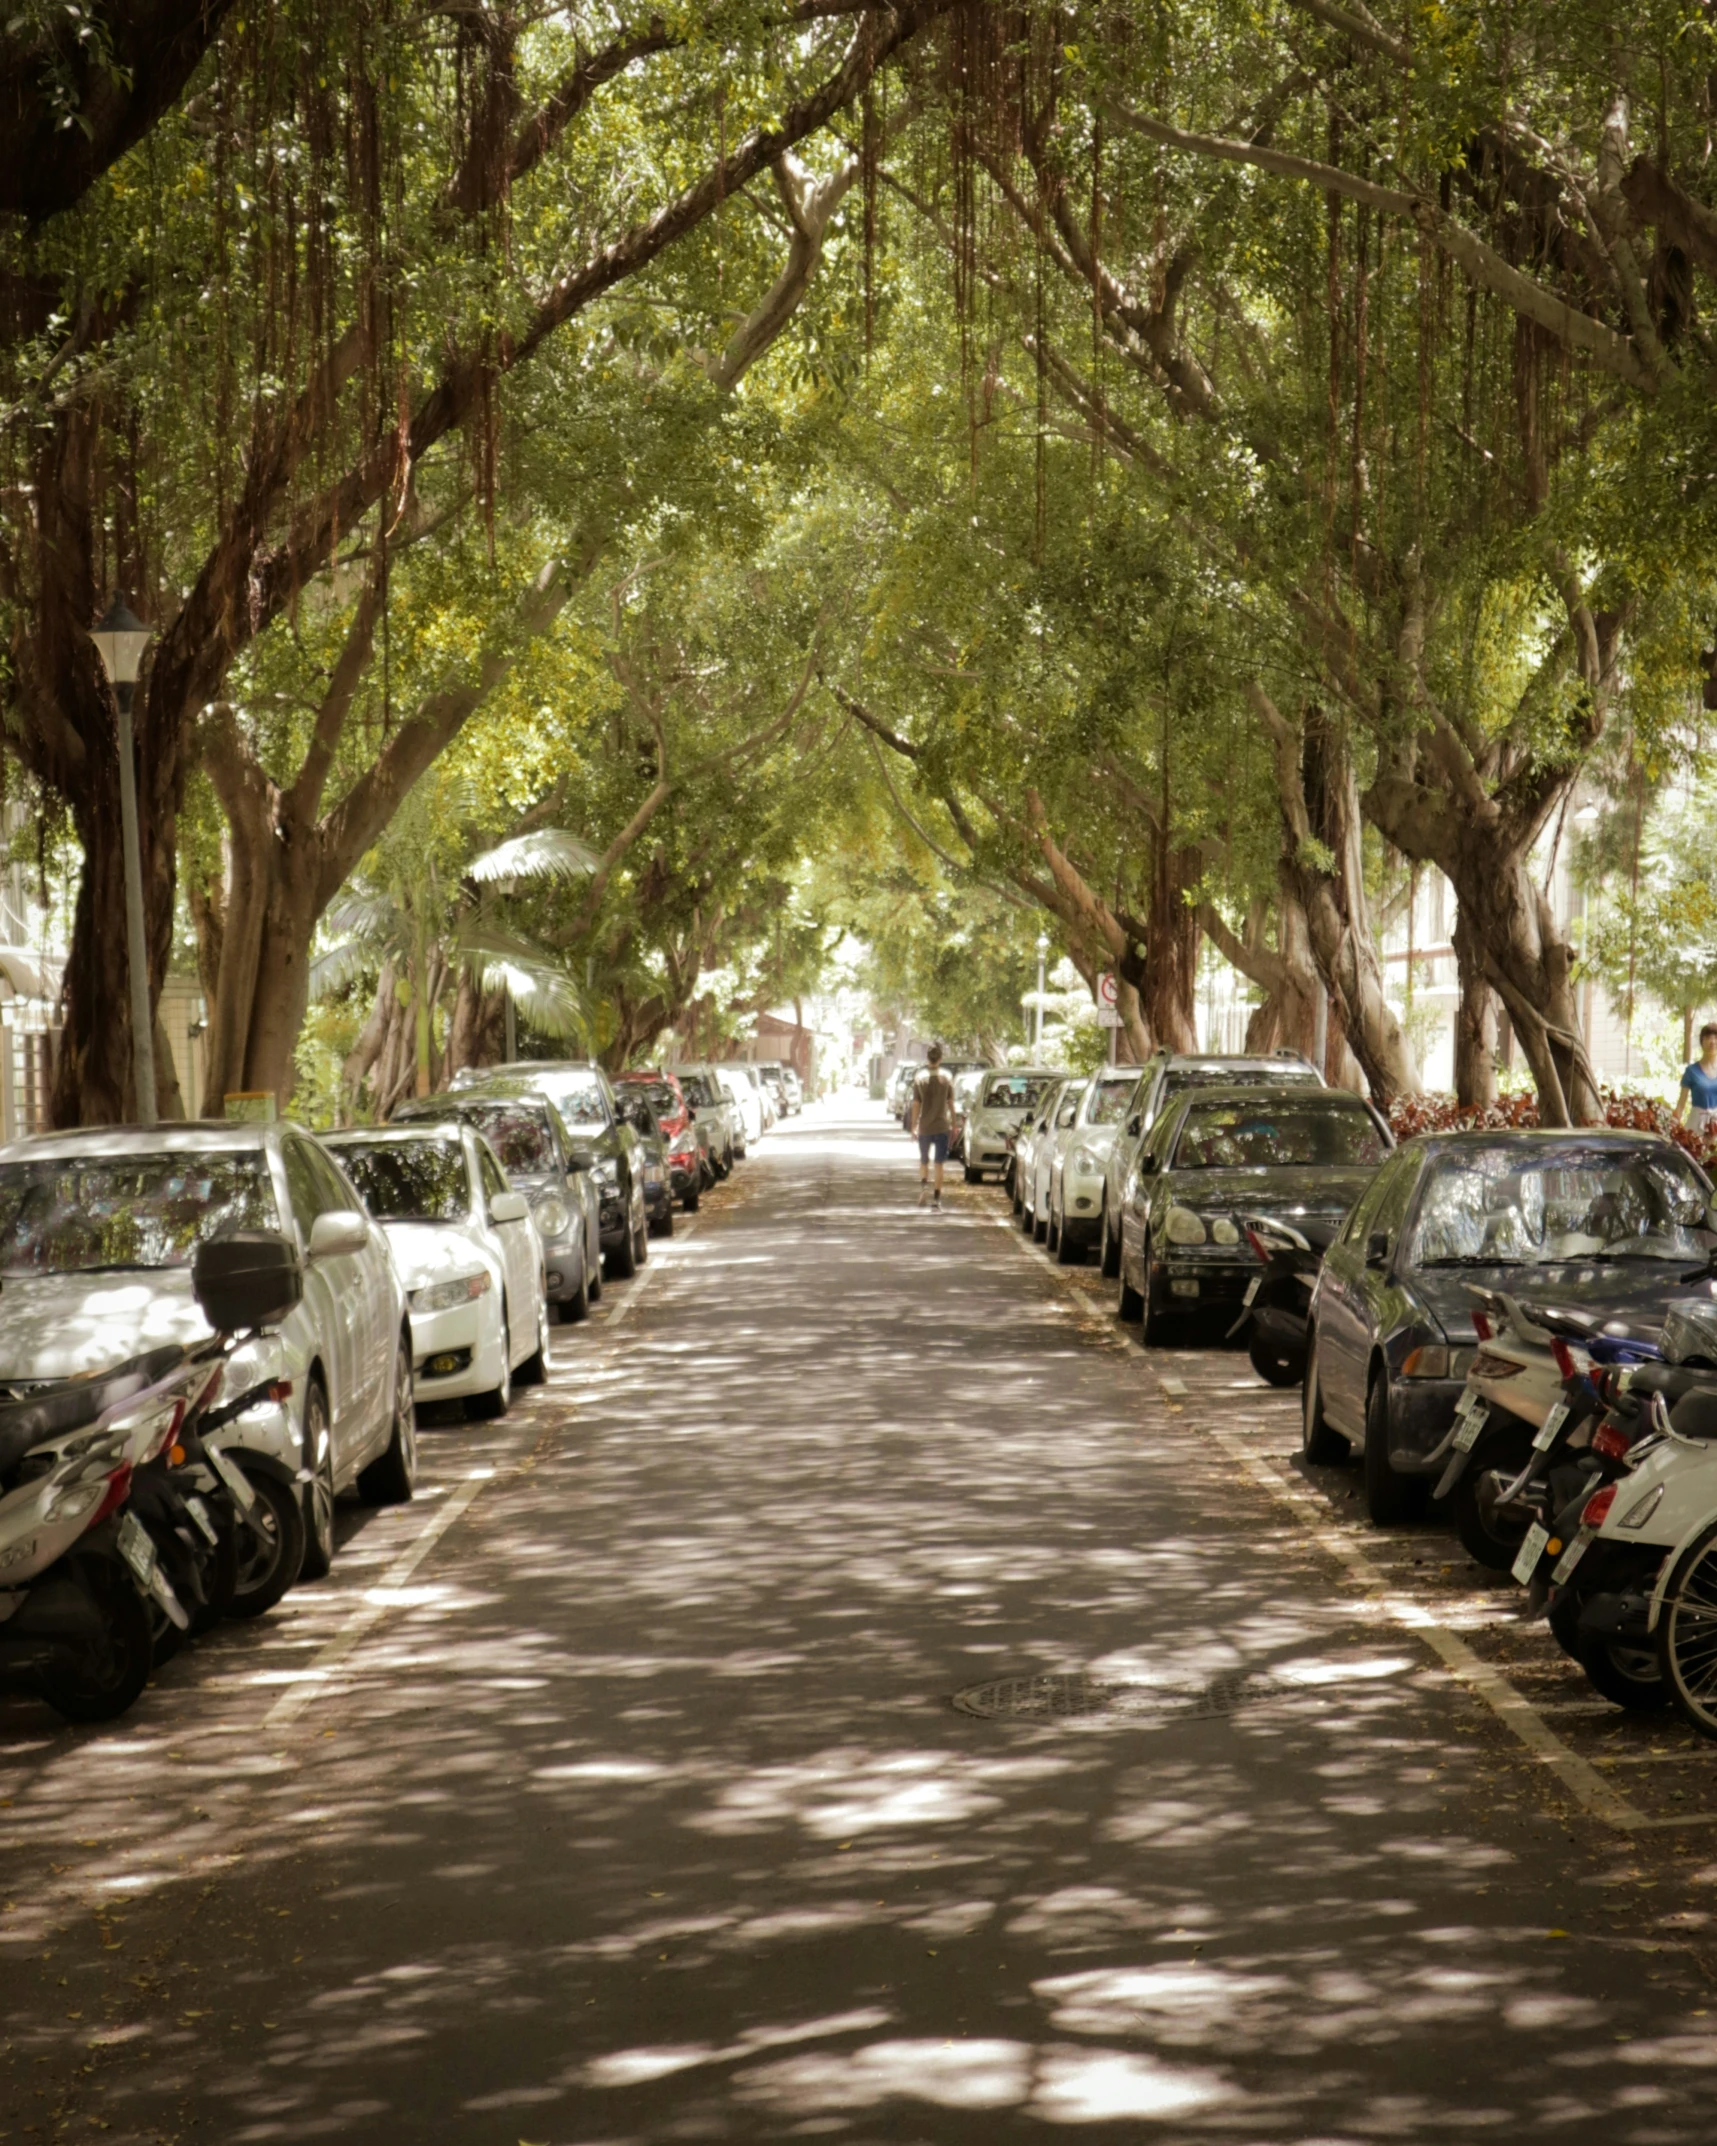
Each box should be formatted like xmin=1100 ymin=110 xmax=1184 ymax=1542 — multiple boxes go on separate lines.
xmin=89 ymin=598 xmax=157 ymax=1125
xmin=1034 ymin=933 xmax=1048 ymax=1053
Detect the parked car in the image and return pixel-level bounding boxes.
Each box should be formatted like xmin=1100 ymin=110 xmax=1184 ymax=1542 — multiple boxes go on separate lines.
xmin=0 ymin=1122 xmax=415 ymax=1584
xmin=1116 ymin=1082 xmax=1392 ymax=1345
xmin=949 ymin=1067 xmax=987 ymax=1162
xmin=756 ymin=1064 xmax=792 ymax=1121
xmin=889 ymin=1062 xmax=921 ymax=1124
xmin=715 ymin=1061 xmax=776 ymax=1139
xmin=779 ymin=1066 xmax=804 ymax=1113
xmin=460 ymin=1062 xmax=648 ymax=1280
xmin=1046 ymin=1065 xmax=1143 ymax=1262
xmin=669 ymin=1065 xmax=739 ymax=1181
xmin=392 ymin=1088 xmax=602 ymax=1318
xmin=1303 ymin=1127 xmax=1715 ymax=1524
xmin=1102 ymin=1051 xmax=1325 ymax=1277
xmin=617 ymin=1070 xmax=704 ymax=1210
xmin=1024 ymin=1079 xmax=1088 ymax=1240
xmin=966 ymin=1068 xmax=1062 ymax=1183
xmin=611 ymin=1087 xmax=674 ymax=1236
xmin=325 ymin=1123 xmax=548 ymax=1420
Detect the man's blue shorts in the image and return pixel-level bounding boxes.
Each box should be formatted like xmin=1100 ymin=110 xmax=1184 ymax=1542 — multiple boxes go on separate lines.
xmin=918 ymin=1131 xmax=950 ymax=1164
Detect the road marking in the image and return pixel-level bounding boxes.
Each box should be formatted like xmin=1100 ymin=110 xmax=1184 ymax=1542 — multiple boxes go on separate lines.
xmin=1003 ymin=1214 xmax=1647 ymax=1835
xmin=264 ymin=1239 xmax=683 ymax=1733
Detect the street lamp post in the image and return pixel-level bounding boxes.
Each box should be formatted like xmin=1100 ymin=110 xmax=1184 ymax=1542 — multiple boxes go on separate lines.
xmin=88 ymin=597 xmax=157 ymax=1126
xmin=1034 ymin=932 xmax=1049 ymax=1053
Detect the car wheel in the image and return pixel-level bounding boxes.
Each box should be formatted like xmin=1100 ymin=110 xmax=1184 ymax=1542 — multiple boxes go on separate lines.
xmin=361 ymin=1334 xmax=419 ymax=1501
xmin=1117 ymin=1236 xmax=1145 ymax=1323
xmin=558 ymin=1254 xmax=590 ymax=1323
xmin=1362 ymin=1371 xmax=1421 ymax=1526
xmin=1248 ymin=1335 xmax=1303 ymax=1388
xmin=1045 ymin=1201 xmax=1060 ymax=1252
xmin=466 ymin=1323 xmax=513 ymax=1422
xmin=1032 ymin=1193 xmax=1049 ymax=1243
xmin=1099 ymin=1205 xmax=1121 ymax=1279
xmin=1009 ymin=1166 xmax=1022 ymax=1216
xmin=515 ymin=1303 xmax=549 ymax=1386
xmin=1055 ymin=1207 xmax=1083 ymax=1265
xmin=226 ymin=1468 xmax=307 ymax=1618
xmin=963 ymin=1165 xmax=980 ymax=1185
xmin=1140 ymin=1257 xmax=1176 ymax=1347
xmin=1452 ymin=1451 xmax=1534 ymax=1571
xmin=1654 ymin=1522 xmax=1717 ymax=1734
xmin=650 ymin=1201 xmax=674 ymax=1239
xmin=633 ymin=1204 xmax=650 ymax=1266
xmin=39 ymin=1554 xmax=155 ymax=1724
xmin=298 ymin=1380 xmax=336 ymax=1580
xmin=682 ymin=1186 xmax=700 ymax=1213
xmin=1300 ymin=1336 xmax=1349 ymax=1463
xmin=607 ymin=1223 xmax=637 ymax=1281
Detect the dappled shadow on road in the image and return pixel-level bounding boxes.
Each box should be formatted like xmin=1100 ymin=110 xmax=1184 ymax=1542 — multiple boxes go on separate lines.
xmin=3 ymin=1107 xmax=1715 ymax=2143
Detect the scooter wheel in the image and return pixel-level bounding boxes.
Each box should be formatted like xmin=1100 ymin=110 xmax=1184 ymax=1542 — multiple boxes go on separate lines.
xmin=1248 ymin=1336 xmax=1303 ymax=1388
xmin=228 ymin=1471 xmax=307 ymax=1618
xmin=1655 ymin=1521 xmax=1717 ymax=1734
xmin=39 ymin=1555 xmax=155 ymax=1724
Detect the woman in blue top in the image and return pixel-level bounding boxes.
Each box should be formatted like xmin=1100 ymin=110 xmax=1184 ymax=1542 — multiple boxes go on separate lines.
xmin=1676 ymin=1024 xmax=1717 ymax=1131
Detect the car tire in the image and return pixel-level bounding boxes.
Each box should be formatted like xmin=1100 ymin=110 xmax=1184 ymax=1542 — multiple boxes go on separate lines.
xmin=226 ymin=1468 xmax=307 ymax=1618
xmin=1099 ymin=1206 xmax=1121 ymax=1279
xmin=298 ymin=1380 xmax=336 ymax=1581
xmin=1248 ymin=1335 xmax=1303 ymax=1388
xmin=1010 ymin=1167 xmax=1023 ymax=1216
xmin=1032 ymin=1196 xmax=1049 ymax=1243
xmin=1140 ymin=1259 xmax=1175 ymax=1347
xmin=633 ymin=1205 xmax=650 ymax=1267
xmin=963 ymin=1166 xmax=980 ymax=1185
xmin=1117 ymin=1238 xmax=1145 ymax=1323
xmin=558 ymin=1257 xmax=590 ymax=1323
xmin=1044 ymin=1202 xmax=1060 ymax=1252
xmin=1301 ymin=1337 xmax=1349 ymax=1463
xmin=682 ymin=1186 xmax=700 ymax=1213
xmin=515 ymin=1305 xmax=549 ymax=1386
xmin=1056 ymin=1209 xmax=1083 ymax=1265
xmin=361 ymin=1335 xmax=419 ymax=1501
xmin=466 ymin=1325 xmax=512 ymax=1422
xmin=607 ymin=1224 xmax=637 ymax=1281
xmin=1362 ymin=1371 xmax=1421 ymax=1526
xmin=650 ymin=1202 xmax=674 ymax=1239
xmin=39 ymin=1554 xmax=155 ymax=1724
xmin=1452 ymin=1452 xmax=1534 ymax=1571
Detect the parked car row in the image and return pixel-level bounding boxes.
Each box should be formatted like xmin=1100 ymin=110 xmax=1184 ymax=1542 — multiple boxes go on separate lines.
xmin=998 ymin=1047 xmax=1717 ymax=1739
xmin=0 ymin=1054 xmax=784 ymax=1725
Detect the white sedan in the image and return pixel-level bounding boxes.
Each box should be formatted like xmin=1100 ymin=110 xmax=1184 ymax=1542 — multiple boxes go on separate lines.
xmin=326 ymin=1124 xmax=548 ymax=1421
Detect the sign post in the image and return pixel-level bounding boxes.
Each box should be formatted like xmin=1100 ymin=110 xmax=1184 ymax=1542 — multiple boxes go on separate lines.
xmin=1096 ymin=971 xmax=1122 ymax=1062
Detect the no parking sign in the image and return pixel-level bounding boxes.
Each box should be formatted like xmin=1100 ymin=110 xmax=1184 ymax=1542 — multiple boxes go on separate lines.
xmin=1096 ymin=971 xmax=1122 ymax=1028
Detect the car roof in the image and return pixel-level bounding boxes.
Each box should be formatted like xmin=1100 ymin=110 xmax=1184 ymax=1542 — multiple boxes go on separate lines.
xmin=1410 ymin=1126 xmax=1688 ymax=1152
xmin=1161 ymin=1053 xmax=1321 ymax=1075
xmin=0 ymin=1122 xmax=276 ymax=1160
xmin=1173 ymin=1081 xmax=1374 ymax=1107
xmin=325 ymin=1122 xmax=464 ymax=1143
xmin=494 ymin=1059 xmax=602 ymax=1073
xmin=397 ymin=1088 xmax=551 ymax=1118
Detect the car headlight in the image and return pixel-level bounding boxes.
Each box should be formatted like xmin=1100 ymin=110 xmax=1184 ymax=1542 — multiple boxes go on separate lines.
xmin=1069 ymin=1145 xmax=1102 ymax=1177
xmin=1165 ymin=1206 xmax=1207 ymax=1246
xmin=532 ymin=1195 xmax=571 ymax=1239
xmin=1210 ymin=1217 xmax=1241 ymax=1246
xmin=412 ymin=1270 xmax=493 ymax=1313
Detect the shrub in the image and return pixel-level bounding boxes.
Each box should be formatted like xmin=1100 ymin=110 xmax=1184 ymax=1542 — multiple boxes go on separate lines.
xmin=1386 ymin=1090 xmax=1717 ymax=1174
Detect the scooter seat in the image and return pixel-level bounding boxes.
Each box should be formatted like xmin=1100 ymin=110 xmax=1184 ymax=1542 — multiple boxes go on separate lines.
xmin=1520 ymin=1303 xmax=1661 ymax=1346
xmin=1671 ymin=1386 xmax=1717 ymax=1442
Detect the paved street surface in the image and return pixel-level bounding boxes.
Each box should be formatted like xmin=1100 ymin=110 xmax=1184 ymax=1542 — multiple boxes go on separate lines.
xmin=6 ymin=1100 xmax=1717 ymax=2143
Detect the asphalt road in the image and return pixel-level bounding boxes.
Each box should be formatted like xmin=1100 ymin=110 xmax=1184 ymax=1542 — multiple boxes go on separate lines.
xmin=5 ymin=1099 xmax=1717 ymax=2144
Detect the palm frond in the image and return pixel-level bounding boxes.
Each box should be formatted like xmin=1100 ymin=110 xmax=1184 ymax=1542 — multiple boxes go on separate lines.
xmin=467 ymin=828 xmax=600 ymax=886
xmin=310 ymin=937 xmax=387 ymax=1001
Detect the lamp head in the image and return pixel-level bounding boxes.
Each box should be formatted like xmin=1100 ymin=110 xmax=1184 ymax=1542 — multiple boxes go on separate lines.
xmin=89 ymin=596 xmax=151 ymax=688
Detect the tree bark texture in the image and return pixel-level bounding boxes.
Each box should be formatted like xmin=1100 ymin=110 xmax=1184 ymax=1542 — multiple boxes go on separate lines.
xmin=1451 ymin=904 xmax=1498 ymax=1107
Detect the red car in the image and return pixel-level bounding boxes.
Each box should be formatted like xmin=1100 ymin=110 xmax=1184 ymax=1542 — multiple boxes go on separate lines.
xmin=615 ymin=1070 xmax=703 ymax=1211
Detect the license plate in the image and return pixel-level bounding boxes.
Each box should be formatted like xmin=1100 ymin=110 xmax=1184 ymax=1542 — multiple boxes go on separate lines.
xmin=1242 ymin=1277 xmax=1261 ymax=1308
xmin=1551 ymin=1527 xmax=1592 ymax=1584
xmin=207 ymin=1445 xmax=256 ymax=1512
xmin=116 ymin=1511 xmax=155 ymax=1587
xmin=184 ymin=1495 xmax=219 ymax=1547
xmin=1171 ymin=1278 xmax=1199 ymax=1299
xmin=1532 ymin=1400 xmax=1570 ymax=1453
xmin=1454 ymin=1387 xmax=1481 ymax=1419
xmin=1454 ymin=1406 xmax=1489 ymax=1452
xmin=1511 ymin=1520 xmax=1551 ymax=1584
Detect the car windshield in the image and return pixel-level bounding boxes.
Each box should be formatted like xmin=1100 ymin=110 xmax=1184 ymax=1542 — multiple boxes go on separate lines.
xmin=981 ymin=1074 xmax=1055 ymax=1111
xmin=520 ymin=1071 xmax=608 ymax=1128
xmin=456 ymin=1102 xmax=555 ymax=1173
xmin=677 ymin=1075 xmax=714 ymax=1106
xmin=1162 ymin=1064 xmax=1319 ymax=1108
xmin=624 ymin=1081 xmax=679 ymax=1117
xmin=1086 ymin=1073 xmax=1138 ymax=1125
xmin=1409 ymin=1144 xmax=1713 ymax=1266
xmin=333 ymin=1139 xmax=468 ymax=1222
xmin=0 ymin=1151 xmax=277 ymax=1274
xmin=1172 ymin=1100 xmax=1388 ymax=1170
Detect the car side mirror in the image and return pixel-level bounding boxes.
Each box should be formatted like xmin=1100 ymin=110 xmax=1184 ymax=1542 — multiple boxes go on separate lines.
xmin=1365 ymin=1230 xmax=1390 ymax=1270
xmin=489 ymin=1191 xmax=529 ymax=1224
xmin=309 ymin=1209 xmax=370 ymax=1261
xmin=1126 ymin=1113 xmax=1142 ymax=1137
xmin=193 ymin=1229 xmax=302 ymax=1333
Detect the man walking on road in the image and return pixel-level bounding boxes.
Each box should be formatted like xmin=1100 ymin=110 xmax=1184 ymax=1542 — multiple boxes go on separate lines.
xmin=910 ymin=1043 xmax=956 ymax=1207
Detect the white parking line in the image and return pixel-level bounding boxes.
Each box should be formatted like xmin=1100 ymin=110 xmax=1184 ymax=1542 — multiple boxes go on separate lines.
xmin=263 ymin=1232 xmax=686 ymax=1733
xmin=1002 ymin=1207 xmax=1648 ymax=1835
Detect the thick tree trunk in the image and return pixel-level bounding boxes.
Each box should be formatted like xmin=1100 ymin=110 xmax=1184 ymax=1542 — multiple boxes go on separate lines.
xmin=1452 ymin=905 xmax=1498 ymax=1108
xmin=447 ymin=971 xmax=507 ymax=1076
xmin=1143 ymin=839 xmax=1201 ymax=1052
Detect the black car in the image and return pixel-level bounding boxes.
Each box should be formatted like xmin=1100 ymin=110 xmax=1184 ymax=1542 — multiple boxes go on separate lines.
xmin=1303 ymin=1128 xmax=1717 ymax=1524
xmin=390 ymin=1089 xmax=602 ymax=1321
xmin=1116 ymin=1082 xmax=1393 ymax=1343
xmin=613 ymin=1089 xmax=674 ymax=1236
xmin=462 ymin=1063 xmax=648 ymax=1280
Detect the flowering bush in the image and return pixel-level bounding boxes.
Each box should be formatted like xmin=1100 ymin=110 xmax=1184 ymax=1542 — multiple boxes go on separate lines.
xmin=1386 ymin=1090 xmax=1717 ymax=1175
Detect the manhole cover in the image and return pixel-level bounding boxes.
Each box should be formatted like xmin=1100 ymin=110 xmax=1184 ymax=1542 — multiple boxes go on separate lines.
xmin=952 ymin=1670 xmax=1259 ymax=1724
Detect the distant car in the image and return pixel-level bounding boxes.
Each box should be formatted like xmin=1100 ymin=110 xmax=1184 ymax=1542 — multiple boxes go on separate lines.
xmin=326 ymin=1123 xmax=547 ymax=1420
xmin=1305 ymin=1128 xmax=1717 ymax=1524
xmin=1024 ymin=1079 xmax=1088 ymax=1240
xmin=949 ymin=1068 xmax=986 ymax=1161
xmin=0 ymin=1121 xmax=416 ymax=1586
xmin=779 ymin=1066 xmax=804 ymax=1113
xmin=1116 ymin=1082 xmax=1392 ymax=1345
xmin=391 ymin=1089 xmax=602 ymax=1319
xmin=668 ymin=1065 xmax=738 ymax=1181
xmin=616 ymin=1071 xmax=703 ymax=1211
xmin=460 ymin=1063 xmax=648 ymax=1280
xmin=756 ymin=1064 xmax=793 ymax=1121
xmin=1046 ymin=1065 xmax=1142 ymax=1262
xmin=1101 ymin=1051 xmax=1324 ymax=1279
xmin=888 ymin=1063 xmax=921 ymax=1123
xmin=612 ymin=1088 xmax=674 ymax=1236
xmin=965 ymin=1068 xmax=1063 ymax=1184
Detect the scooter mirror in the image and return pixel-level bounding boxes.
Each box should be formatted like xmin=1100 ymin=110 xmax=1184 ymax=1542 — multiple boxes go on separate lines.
xmin=193 ymin=1229 xmax=304 ymax=1334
